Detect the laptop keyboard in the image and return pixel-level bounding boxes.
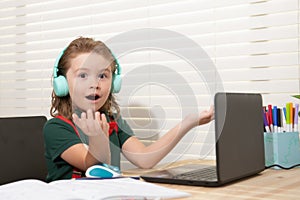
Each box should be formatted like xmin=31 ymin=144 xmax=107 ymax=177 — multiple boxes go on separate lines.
xmin=174 ymin=166 xmax=217 ymax=181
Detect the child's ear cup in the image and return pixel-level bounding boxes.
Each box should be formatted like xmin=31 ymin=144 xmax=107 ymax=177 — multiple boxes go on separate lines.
xmin=53 ymin=75 xmax=69 ymax=97
xmin=112 ymin=74 xmax=122 ymax=93
xmin=53 ymin=47 xmax=69 ymax=97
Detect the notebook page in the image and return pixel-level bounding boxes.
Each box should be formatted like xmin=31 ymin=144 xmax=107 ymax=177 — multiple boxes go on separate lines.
xmin=50 ymin=178 xmax=191 ymax=199
xmin=0 ymin=179 xmax=80 ymax=200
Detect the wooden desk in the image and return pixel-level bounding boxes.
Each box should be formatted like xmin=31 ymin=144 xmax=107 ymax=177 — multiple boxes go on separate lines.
xmin=123 ymin=160 xmax=300 ymax=200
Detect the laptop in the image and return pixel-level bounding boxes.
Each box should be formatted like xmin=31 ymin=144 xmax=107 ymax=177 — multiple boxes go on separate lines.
xmin=0 ymin=116 xmax=47 ymax=185
xmin=141 ymin=92 xmax=265 ymax=187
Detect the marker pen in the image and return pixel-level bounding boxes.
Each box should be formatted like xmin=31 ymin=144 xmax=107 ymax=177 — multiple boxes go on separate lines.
xmin=263 ymin=111 xmax=270 ymax=133
xmin=282 ymin=107 xmax=287 ymax=132
xmin=290 ymin=103 xmax=294 ymax=132
xmin=286 ymin=103 xmax=291 ymax=132
xmin=294 ymin=103 xmax=299 ymax=132
xmin=277 ymin=108 xmax=282 ymax=132
xmin=272 ymin=106 xmax=278 ymax=133
xmin=268 ymin=105 xmax=273 ymax=132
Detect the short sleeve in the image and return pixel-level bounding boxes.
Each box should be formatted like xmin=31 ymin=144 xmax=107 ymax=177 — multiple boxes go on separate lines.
xmin=43 ymin=118 xmax=82 ymax=162
xmin=116 ymin=115 xmax=134 ymax=146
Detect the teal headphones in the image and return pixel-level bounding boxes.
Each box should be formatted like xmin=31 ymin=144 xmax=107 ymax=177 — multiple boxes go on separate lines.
xmin=53 ymin=48 xmax=122 ymax=97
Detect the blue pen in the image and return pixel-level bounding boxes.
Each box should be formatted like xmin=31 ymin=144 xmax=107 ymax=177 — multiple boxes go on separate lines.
xmin=272 ymin=106 xmax=278 ymax=132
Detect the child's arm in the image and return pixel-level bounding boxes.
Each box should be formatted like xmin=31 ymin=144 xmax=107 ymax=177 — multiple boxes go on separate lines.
xmin=61 ymin=110 xmax=111 ymax=171
xmin=122 ymin=106 xmax=214 ymax=169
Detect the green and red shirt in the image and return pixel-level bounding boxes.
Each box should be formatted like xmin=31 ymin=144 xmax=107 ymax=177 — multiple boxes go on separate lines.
xmin=43 ymin=114 xmax=133 ymax=182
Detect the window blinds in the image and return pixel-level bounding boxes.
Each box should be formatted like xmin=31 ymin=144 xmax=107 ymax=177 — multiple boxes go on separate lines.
xmin=0 ymin=0 xmax=299 ymax=169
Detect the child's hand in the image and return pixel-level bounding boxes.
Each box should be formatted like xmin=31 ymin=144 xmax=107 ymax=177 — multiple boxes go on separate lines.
xmin=72 ymin=109 xmax=109 ymax=137
xmin=198 ymin=105 xmax=214 ymax=125
xmin=185 ymin=106 xmax=214 ymax=127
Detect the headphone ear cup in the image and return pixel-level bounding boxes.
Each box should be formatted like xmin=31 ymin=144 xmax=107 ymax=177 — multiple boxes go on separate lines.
xmin=112 ymin=74 xmax=122 ymax=93
xmin=53 ymin=75 xmax=69 ymax=97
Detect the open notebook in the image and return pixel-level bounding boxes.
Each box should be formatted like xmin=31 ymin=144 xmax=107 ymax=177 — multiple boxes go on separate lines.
xmin=0 ymin=178 xmax=190 ymax=200
xmin=141 ymin=92 xmax=265 ymax=187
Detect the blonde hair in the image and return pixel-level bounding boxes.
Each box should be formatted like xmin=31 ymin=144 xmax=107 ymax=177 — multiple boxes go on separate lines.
xmin=50 ymin=37 xmax=120 ymax=120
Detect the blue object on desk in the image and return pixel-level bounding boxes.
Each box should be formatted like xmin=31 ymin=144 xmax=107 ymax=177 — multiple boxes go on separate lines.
xmin=264 ymin=132 xmax=300 ymax=169
xmin=85 ymin=163 xmax=121 ymax=178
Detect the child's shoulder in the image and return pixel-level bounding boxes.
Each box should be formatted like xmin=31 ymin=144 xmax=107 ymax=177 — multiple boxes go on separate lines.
xmin=43 ymin=117 xmax=76 ymax=137
xmin=45 ymin=116 xmax=65 ymax=124
xmin=44 ymin=116 xmax=73 ymax=130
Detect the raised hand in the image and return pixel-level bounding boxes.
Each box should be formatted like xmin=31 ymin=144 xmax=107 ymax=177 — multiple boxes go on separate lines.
xmin=72 ymin=109 xmax=109 ymax=137
xmin=198 ymin=105 xmax=214 ymax=125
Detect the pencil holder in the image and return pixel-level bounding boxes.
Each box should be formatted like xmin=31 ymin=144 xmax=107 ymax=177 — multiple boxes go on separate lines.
xmin=264 ymin=132 xmax=300 ymax=169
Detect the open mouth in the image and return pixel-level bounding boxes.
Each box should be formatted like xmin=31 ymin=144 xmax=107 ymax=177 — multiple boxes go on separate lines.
xmin=86 ymin=94 xmax=100 ymax=101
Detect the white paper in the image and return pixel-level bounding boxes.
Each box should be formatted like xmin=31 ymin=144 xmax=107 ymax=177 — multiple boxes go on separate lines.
xmin=0 ymin=178 xmax=190 ymax=200
xmin=0 ymin=179 xmax=79 ymax=200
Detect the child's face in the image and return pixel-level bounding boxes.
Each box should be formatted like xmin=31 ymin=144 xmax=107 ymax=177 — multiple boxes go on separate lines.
xmin=66 ymin=52 xmax=112 ymax=112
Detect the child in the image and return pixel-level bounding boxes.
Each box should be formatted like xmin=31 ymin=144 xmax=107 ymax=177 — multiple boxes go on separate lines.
xmin=43 ymin=37 xmax=214 ymax=182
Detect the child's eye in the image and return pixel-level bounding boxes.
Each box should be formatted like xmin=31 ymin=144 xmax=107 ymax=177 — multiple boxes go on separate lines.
xmin=98 ymin=73 xmax=107 ymax=79
xmin=79 ymin=73 xmax=88 ymax=79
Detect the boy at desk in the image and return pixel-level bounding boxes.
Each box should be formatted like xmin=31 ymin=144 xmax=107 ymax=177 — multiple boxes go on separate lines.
xmin=43 ymin=37 xmax=214 ymax=182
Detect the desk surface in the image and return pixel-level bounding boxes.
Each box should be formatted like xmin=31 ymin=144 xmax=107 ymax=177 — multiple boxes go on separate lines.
xmin=123 ymin=160 xmax=300 ymax=200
